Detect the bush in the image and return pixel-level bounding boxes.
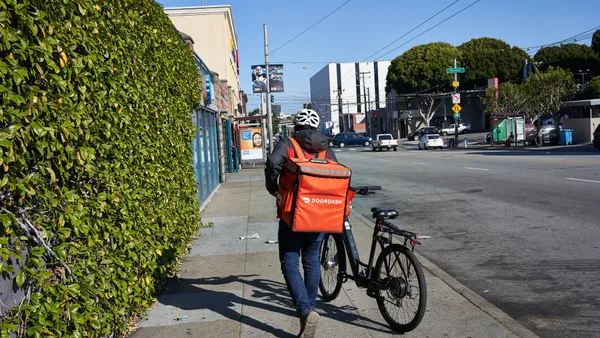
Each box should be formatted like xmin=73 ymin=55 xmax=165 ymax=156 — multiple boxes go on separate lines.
xmin=0 ymin=0 xmax=202 ymax=336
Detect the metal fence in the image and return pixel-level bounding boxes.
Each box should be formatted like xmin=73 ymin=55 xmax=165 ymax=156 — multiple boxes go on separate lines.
xmin=192 ymin=108 xmax=221 ymax=204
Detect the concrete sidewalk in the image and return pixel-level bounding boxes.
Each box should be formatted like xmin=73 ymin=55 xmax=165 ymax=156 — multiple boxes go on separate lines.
xmin=130 ymin=169 xmax=538 ymax=338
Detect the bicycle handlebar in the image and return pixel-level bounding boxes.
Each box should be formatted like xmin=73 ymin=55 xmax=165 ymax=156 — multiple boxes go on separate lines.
xmin=351 ymin=186 xmax=382 ymax=196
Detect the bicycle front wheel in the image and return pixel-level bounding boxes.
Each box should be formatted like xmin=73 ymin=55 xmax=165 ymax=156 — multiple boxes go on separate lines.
xmin=319 ymin=233 xmax=344 ymax=301
xmin=374 ymin=244 xmax=427 ymax=333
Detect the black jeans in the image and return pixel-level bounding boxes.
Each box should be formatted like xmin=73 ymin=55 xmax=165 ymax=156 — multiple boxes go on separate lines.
xmin=278 ymin=220 xmax=324 ymax=318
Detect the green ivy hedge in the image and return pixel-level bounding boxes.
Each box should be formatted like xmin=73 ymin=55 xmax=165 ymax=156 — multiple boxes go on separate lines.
xmin=0 ymin=0 xmax=202 ymax=336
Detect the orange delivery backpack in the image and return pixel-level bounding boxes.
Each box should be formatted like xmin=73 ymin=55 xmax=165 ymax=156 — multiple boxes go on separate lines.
xmin=276 ymin=137 xmax=352 ymax=233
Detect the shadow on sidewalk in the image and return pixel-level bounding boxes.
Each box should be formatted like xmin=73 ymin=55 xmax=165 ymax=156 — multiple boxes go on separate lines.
xmin=162 ymin=275 xmax=394 ymax=337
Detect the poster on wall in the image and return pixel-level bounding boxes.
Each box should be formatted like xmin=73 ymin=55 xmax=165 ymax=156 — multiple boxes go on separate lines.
xmin=251 ymin=64 xmax=284 ymax=93
xmin=240 ymin=127 xmax=264 ymax=160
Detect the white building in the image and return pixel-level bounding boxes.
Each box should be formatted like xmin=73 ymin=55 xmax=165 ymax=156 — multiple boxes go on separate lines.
xmin=309 ymin=61 xmax=391 ymax=136
xmin=165 ymin=5 xmax=241 ymax=116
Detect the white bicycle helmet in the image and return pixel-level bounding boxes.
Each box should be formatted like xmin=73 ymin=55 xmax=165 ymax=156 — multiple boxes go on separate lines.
xmin=294 ymin=109 xmax=320 ymax=129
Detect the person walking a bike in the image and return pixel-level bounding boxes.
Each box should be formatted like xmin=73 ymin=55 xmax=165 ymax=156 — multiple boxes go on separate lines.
xmin=264 ymin=109 xmax=338 ymax=338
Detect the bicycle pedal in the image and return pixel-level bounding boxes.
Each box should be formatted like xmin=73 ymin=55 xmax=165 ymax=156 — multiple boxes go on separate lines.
xmin=366 ymin=289 xmax=381 ymax=299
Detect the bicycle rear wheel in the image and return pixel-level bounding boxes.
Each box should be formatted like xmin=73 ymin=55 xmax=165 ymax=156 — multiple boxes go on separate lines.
xmin=374 ymin=244 xmax=427 ymax=333
xmin=319 ymin=233 xmax=344 ymax=301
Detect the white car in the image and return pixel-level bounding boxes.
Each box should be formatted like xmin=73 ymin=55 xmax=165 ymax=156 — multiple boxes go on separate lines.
xmin=441 ymin=123 xmax=469 ymax=136
xmin=373 ymin=134 xmax=398 ymax=151
xmin=418 ymin=134 xmax=443 ymax=150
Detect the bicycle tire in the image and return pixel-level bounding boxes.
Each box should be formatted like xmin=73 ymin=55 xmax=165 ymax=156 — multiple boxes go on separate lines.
xmin=374 ymin=244 xmax=427 ymax=333
xmin=319 ymin=233 xmax=344 ymax=301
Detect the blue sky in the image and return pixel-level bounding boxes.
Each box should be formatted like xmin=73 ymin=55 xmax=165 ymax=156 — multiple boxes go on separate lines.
xmin=159 ymin=0 xmax=600 ymax=114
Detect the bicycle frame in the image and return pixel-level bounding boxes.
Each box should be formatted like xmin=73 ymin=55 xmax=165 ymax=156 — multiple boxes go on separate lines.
xmin=335 ymin=216 xmax=420 ymax=289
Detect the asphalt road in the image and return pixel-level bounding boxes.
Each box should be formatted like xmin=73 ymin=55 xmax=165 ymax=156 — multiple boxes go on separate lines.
xmin=337 ymin=147 xmax=600 ymax=338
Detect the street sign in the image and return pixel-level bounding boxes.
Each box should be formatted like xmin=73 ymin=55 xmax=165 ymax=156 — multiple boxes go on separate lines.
xmin=453 ymin=113 xmax=460 ymax=120
xmin=452 ymin=81 xmax=460 ymax=87
xmin=452 ymin=93 xmax=461 ymax=104
xmin=452 ymin=104 xmax=462 ymax=113
xmin=446 ymin=67 xmax=465 ymax=74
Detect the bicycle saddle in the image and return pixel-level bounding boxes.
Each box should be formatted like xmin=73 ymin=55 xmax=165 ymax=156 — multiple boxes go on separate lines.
xmin=371 ymin=208 xmax=399 ymax=220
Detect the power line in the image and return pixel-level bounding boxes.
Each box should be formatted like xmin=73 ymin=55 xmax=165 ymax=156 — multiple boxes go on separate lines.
xmin=270 ymin=0 xmax=352 ymax=54
xmin=377 ymin=0 xmax=482 ymax=60
xmin=522 ymin=25 xmax=600 ymax=51
xmin=526 ymin=33 xmax=596 ymax=55
xmin=336 ymin=0 xmax=474 ymax=88
xmin=362 ymin=0 xmax=461 ymax=63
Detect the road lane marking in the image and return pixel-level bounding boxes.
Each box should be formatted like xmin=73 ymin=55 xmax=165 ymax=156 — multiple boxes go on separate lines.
xmin=412 ymin=162 xmax=427 ymax=165
xmin=465 ymin=167 xmax=490 ymax=171
xmin=386 ymin=152 xmax=600 ymax=165
xmin=566 ymin=177 xmax=600 ymax=184
xmin=380 ymin=159 xmax=392 ymax=162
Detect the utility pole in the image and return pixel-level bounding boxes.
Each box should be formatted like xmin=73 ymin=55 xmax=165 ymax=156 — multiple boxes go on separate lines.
xmin=443 ymin=97 xmax=447 ymax=127
xmin=453 ymin=59 xmax=459 ymax=147
xmin=334 ymin=89 xmax=345 ymax=133
xmin=347 ymin=102 xmax=351 ymax=131
xmin=360 ymin=71 xmax=370 ymax=115
xmin=263 ymin=24 xmax=273 ymax=153
xmin=579 ymin=69 xmax=591 ymax=88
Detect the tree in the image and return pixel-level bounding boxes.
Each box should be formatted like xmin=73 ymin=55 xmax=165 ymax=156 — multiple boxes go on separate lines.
xmin=534 ymin=44 xmax=600 ymax=74
xmin=527 ymin=67 xmax=576 ymax=136
xmin=481 ymin=82 xmax=538 ymax=123
xmin=387 ymin=43 xmax=460 ymax=126
xmin=413 ymin=94 xmax=443 ymax=127
xmin=271 ymin=112 xmax=281 ymax=135
xmin=387 ymin=42 xmax=461 ymax=93
xmin=458 ymin=37 xmax=529 ymax=88
xmin=584 ymin=76 xmax=600 ymax=99
xmin=592 ymin=30 xmax=600 ymax=56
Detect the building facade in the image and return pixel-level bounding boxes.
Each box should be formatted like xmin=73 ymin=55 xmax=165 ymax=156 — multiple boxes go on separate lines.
xmin=165 ymin=5 xmax=241 ymax=116
xmin=309 ymin=61 xmax=391 ymax=136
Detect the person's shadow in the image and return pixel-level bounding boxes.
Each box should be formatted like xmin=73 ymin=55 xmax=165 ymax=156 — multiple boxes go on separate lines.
xmin=158 ymin=274 xmax=394 ymax=337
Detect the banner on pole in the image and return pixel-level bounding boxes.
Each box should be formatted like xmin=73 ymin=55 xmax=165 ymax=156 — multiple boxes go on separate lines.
xmin=251 ymin=64 xmax=284 ymax=93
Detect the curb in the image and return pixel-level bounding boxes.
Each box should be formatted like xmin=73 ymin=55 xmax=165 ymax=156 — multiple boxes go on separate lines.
xmin=350 ymin=211 xmax=540 ymax=338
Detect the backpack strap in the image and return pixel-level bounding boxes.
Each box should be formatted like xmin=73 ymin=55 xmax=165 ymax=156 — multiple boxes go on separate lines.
xmin=289 ymin=137 xmax=328 ymax=160
xmin=289 ymin=137 xmax=306 ymax=160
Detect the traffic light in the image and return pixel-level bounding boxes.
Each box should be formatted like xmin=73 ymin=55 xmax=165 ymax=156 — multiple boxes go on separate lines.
xmin=270 ymin=95 xmax=274 ymax=103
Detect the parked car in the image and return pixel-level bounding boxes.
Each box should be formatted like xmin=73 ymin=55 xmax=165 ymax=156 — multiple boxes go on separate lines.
xmin=373 ymin=134 xmax=398 ymax=151
xmin=593 ymin=125 xmax=600 ymax=151
xmin=441 ymin=123 xmax=470 ymax=136
xmin=331 ymin=132 xmax=372 ymax=148
xmin=418 ymin=134 xmax=443 ymax=150
xmin=525 ymin=124 xmax=560 ymax=145
xmin=525 ymin=127 xmax=538 ymax=145
xmin=408 ymin=126 xmax=441 ymax=141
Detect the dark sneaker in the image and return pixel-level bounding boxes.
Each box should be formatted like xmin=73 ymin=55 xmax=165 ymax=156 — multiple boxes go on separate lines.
xmin=298 ymin=311 xmax=320 ymax=338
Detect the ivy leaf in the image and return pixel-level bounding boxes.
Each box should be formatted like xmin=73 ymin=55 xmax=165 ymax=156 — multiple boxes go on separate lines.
xmin=30 ymin=247 xmax=45 ymax=258
xmin=16 ymin=270 xmax=25 ymax=287
xmin=46 ymin=166 xmax=56 ymax=182
xmin=12 ymin=68 xmax=28 ymax=86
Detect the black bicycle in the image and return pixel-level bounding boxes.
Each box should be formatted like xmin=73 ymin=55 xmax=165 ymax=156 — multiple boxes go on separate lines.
xmin=319 ymin=186 xmax=427 ymax=333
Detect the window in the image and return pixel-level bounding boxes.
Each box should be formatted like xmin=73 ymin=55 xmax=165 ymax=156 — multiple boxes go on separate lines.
xmin=379 ymin=135 xmax=393 ymax=140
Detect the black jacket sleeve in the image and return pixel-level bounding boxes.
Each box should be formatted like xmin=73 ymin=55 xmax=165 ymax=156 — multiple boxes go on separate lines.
xmin=264 ymin=139 xmax=290 ymax=195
